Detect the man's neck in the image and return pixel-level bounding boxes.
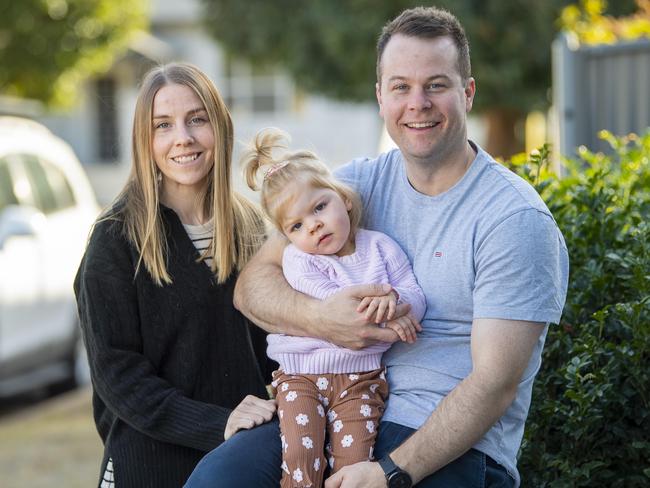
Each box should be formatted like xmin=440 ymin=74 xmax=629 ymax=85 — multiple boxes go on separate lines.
xmin=404 ymin=141 xmax=477 ymax=197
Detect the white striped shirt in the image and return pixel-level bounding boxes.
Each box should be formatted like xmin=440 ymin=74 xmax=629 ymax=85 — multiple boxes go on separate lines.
xmin=183 ymin=220 xmax=214 ymax=268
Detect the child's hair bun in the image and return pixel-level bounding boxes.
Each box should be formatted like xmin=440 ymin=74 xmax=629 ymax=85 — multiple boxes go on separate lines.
xmin=241 ymin=127 xmax=291 ymax=191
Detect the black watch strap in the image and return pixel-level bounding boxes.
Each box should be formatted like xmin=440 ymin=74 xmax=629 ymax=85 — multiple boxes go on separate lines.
xmin=377 ymin=454 xmax=413 ymax=488
xmin=378 ymin=453 xmax=399 ymax=476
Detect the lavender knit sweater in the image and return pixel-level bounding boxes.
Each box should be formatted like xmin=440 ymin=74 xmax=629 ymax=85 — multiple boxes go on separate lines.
xmin=267 ymin=229 xmax=426 ymax=374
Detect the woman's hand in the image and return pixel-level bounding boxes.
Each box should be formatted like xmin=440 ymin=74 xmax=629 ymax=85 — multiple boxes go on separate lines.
xmin=224 ymin=395 xmax=277 ymax=440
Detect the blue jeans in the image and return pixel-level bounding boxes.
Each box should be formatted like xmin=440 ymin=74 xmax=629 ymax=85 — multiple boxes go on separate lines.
xmin=185 ymin=419 xmax=514 ymax=487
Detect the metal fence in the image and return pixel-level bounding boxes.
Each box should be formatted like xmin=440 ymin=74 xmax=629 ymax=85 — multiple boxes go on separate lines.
xmin=553 ymin=33 xmax=650 ymax=156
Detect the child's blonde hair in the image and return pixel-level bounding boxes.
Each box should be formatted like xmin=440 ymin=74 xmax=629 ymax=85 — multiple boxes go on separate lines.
xmin=242 ymin=128 xmax=362 ymax=234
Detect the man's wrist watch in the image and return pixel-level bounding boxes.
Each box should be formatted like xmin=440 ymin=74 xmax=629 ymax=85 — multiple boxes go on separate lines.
xmin=377 ymin=454 xmax=413 ymax=488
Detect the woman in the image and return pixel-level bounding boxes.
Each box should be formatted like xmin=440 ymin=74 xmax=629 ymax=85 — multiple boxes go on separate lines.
xmin=74 ymin=63 xmax=276 ymax=488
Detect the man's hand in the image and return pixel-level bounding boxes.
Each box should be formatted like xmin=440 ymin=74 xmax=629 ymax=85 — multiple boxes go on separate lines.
xmin=318 ymin=284 xmax=415 ymax=350
xmin=357 ymin=290 xmax=398 ymax=323
xmin=385 ymin=314 xmax=419 ymax=343
xmin=324 ymin=461 xmax=385 ymax=488
xmin=223 ymin=395 xmax=276 ymax=440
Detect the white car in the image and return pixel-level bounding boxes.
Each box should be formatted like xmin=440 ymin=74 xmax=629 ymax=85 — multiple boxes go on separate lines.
xmin=0 ymin=116 xmax=100 ymax=397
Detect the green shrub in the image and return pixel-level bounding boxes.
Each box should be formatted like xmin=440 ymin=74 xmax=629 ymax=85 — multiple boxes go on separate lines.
xmin=508 ymin=132 xmax=650 ymax=487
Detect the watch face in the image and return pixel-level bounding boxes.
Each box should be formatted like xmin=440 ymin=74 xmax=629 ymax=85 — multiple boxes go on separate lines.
xmin=388 ymin=471 xmax=412 ymax=488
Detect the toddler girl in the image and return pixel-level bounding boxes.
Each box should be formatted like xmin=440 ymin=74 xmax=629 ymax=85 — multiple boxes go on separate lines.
xmin=242 ymin=128 xmax=426 ymax=488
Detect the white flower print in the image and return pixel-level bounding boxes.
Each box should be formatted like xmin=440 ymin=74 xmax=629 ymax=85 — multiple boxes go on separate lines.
xmin=327 ymin=409 xmax=338 ymax=423
xmin=293 ymin=468 xmax=303 ymax=483
xmin=279 ymin=409 xmax=284 ymax=419
xmin=318 ymin=394 xmax=329 ymax=407
xmin=348 ymin=374 xmax=359 ymax=381
xmin=285 ymin=391 xmax=298 ymax=402
xmin=361 ymin=394 xmax=370 ymax=400
xmin=332 ymin=419 xmax=343 ymax=433
xmin=281 ymin=382 xmax=289 ymax=392
xmin=369 ymin=383 xmax=380 ymax=393
xmin=328 ymin=456 xmax=335 ymax=469
xmin=316 ymin=377 xmax=329 ymax=390
xmin=360 ymin=404 xmax=372 ymax=417
xmin=295 ymin=413 xmax=309 ymax=426
xmin=281 ymin=461 xmax=289 ymax=474
xmin=281 ymin=435 xmax=288 ymax=453
xmin=366 ymin=420 xmax=375 ymax=433
xmin=271 ymin=379 xmax=279 ymax=388
xmin=341 ymin=434 xmax=354 ymax=448
xmin=316 ymin=404 xmax=325 ymax=417
xmin=314 ymin=457 xmax=321 ymax=471
xmin=302 ymin=436 xmax=314 ymax=449
xmin=340 ymin=389 xmax=348 ymax=399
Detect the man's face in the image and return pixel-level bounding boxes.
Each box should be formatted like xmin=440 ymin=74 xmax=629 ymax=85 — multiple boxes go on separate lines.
xmin=376 ymin=34 xmax=475 ymax=167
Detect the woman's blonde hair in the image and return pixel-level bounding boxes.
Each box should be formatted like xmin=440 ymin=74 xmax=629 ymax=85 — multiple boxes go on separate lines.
xmin=241 ymin=128 xmax=362 ymax=234
xmin=108 ymin=62 xmax=264 ymax=285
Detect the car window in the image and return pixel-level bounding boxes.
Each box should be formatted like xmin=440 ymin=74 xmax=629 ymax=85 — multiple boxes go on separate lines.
xmin=32 ymin=157 xmax=76 ymax=212
xmin=7 ymin=154 xmax=77 ymax=215
xmin=0 ymin=158 xmax=19 ymax=212
xmin=3 ymin=154 xmax=39 ymax=209
xmin=43 ymin=159 xmax=76 ymax=210
xmin=23 ymin=155 xmax=59 ymax=213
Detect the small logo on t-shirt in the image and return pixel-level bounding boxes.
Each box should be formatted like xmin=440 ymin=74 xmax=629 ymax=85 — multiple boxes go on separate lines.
xmin=434 ymin=251 xmax=443 ymax=258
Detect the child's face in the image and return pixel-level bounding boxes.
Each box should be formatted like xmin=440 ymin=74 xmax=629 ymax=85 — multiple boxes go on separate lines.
xmin=280 ymin=183 xmax=354 ymax=256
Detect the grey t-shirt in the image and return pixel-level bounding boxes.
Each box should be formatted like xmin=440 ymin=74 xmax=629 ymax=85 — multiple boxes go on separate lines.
xmin=335 ymin=144 xmax=569 ymax=486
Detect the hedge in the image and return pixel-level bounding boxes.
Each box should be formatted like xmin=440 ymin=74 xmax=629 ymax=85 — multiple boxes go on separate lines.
xmin=509 ymin=132 xmax=650 ymax=486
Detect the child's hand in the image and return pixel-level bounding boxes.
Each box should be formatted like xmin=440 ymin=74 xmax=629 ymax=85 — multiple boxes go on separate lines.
xmin=357 ymin=290 xmax=398 ymax=323
xmin=385 ymin=314 xmax=419 ymax=344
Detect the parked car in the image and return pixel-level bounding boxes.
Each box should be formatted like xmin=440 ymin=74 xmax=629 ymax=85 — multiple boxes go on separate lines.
xmin=0 ymin=116 xmax=100 ymax=397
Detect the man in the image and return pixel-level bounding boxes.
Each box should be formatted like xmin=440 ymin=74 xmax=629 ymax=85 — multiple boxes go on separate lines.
xmin=185 ymin=6 xmax=568 ymax=488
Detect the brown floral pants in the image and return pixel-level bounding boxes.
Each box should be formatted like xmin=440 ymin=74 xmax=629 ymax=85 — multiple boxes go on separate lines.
xmin=271 ymin=368 xmax=388 ymax=488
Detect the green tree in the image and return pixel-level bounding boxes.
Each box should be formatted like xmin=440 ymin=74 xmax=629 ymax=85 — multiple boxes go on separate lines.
xmin=201 ymin=0 xmax=639 ymax=158
xmin=199 ymin=0 xmax=567 ymax=157
xmin=0 ymin=0 xmax=147 ymax=107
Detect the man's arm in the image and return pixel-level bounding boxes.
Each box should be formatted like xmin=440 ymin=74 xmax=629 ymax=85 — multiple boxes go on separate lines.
xmin=234 ymin=233 xmax=406 ymax=350
xmin=325 ymin=317 xmax=546 ymax=487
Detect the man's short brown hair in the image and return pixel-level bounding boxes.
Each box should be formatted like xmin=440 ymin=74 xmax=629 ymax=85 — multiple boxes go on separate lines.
xmin=376 ymin=6 xmax=471 ymax=83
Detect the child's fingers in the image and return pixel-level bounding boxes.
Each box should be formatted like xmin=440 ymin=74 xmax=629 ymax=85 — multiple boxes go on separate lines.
xmin=386 ymin=298 xmax=396 ymax=321
xmin=364 ymin=298 xmax=380 ymax=320
xmin=388 ymin=323 xmax=407 ymax=342
xmin=357 ymin=296 xmax=372 ymax=312
xmin=405 ymin=316 xmax=418 ymax=343
xmin=375 ymin=298 xmax=389 ymax=323
xmin=398 ymin=317 xmax=413 ymax=343
xmin=388 ymin=317 xmax=418 ymax=343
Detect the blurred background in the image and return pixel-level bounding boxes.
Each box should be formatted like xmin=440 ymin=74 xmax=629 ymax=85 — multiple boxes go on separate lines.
xmin=0 ymin=0 xmax=648 ymax=486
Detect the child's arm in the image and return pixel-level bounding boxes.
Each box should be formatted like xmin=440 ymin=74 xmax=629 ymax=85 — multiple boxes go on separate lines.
xmin=380 ymin=234 xmax=427 ymax=323
xmin=282 ymin=245 xmax=343 ymax=299
xmin=234 ymin=234 xmax=402 ymax=349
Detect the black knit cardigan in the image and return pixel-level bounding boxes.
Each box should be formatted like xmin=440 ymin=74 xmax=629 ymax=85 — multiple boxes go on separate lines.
xmin=74 ymin=207 xmax=274 ymax=488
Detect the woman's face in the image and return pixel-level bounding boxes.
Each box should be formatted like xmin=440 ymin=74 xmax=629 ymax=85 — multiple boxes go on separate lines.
xmin=151 ymin=83 xmax=215 ymax=202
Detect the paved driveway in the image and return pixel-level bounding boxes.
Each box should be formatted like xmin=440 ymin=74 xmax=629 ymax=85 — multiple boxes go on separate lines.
xmin=0 ymin=387 xmax=102 ymax=488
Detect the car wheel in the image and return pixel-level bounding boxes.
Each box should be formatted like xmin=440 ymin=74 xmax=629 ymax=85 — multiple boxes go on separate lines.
xmin=49 ymin=333 xmax=90 ymax=395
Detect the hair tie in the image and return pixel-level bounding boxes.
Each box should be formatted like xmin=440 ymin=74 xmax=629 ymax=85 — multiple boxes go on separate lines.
xmin=264 ymin=161 xmax=290 ymax=180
